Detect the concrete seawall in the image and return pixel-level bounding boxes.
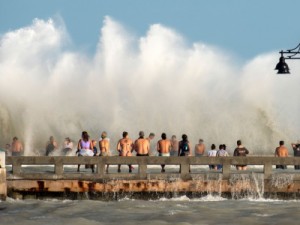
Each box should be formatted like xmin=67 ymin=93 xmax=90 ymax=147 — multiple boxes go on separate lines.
xmin=3 ymin=156 xmax=300 ymax=200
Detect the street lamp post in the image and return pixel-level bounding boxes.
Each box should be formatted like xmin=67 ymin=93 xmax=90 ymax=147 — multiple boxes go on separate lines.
xmin=275 ymin=43 xmax=300 ymax=74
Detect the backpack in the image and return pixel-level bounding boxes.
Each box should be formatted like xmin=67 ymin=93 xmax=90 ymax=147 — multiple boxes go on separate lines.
xmin=181 ymin=142 xmax=189 ymax=153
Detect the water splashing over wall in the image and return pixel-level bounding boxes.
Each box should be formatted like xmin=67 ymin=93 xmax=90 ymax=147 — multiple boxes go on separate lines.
xmin=1 ymin=16 xmax=300 ymax=155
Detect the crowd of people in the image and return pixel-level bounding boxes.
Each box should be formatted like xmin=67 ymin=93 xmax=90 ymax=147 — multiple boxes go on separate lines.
xmin=3 ymin=131 xmax=300 ymax=173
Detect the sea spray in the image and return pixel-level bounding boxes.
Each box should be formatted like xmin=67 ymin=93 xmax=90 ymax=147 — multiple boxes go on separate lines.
xmin=1 ymin=17 xmax=300 ymax=155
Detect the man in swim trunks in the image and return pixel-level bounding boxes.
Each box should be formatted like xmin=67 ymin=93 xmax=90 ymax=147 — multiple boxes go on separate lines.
xmin=135 ymin=131 xmax=150 ymax=156
xmin=170 ymin=135 xmax=178 ymax=156
xmin=157 ymin=133 xmax=171 ymax=172
xmin=117 ymin=131 xmax=134 ymax=173
xmin=233 ymin=140 xmax=249 ymax=170
xmin=194 ymin=139 xmax=205 ymax=157
xmin=11 ymin=137 xmax=23 ymax=156
xmin=275 ymin=140 xmax=288 ymax=169
xmin=99 ymin=131 xmax=110 ymax=172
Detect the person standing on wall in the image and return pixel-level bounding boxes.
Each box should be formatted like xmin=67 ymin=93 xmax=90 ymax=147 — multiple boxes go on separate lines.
xmin=275 ymin=140 xmax=288 ymax=169
xmin=291 ymin=141 xmax=300 ymax=170
xmin=233 ymin=140 xmax=249 ymax=171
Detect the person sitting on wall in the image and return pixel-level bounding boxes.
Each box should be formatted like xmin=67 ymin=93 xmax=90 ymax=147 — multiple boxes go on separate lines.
xmin=134 ymin=131 xmax=150 ymax=156
xmin=117 ymin=131 xmax=134 ymax=173
xmin=62 ymin=137 xmax=73 ymax=155
xmin=76 ymin=131 xmax=94 ymax=173
xmin=99 ymin=131 xmax=111 ymax=172
xmin=10 ymin=137 xmax=24 ymax=156
xmin=157 ymin=133 xmax=171 ymax=173
xmin=45 ymin=136 xmax=58 ymax=156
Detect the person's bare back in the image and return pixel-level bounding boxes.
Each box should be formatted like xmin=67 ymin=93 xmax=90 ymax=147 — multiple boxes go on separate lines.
xmin=135 ymin=138 xmax=149 ymax=155
xmin=11 ymin=137 xmax=23 ymax=154
xmin=117 ymin=137 xmax=133 ymax=156
xmin=275 ymin=146 xmax=288 ymax=157
xmin=157 ymin=139 xmax=171 ymax=154
xmin=99 ymin=139 xmax=110 ymax=155
xmin=11 ymin=141 xmax=23 ymax=152
xmin=195 ymin=139 xmax=205 ymax=156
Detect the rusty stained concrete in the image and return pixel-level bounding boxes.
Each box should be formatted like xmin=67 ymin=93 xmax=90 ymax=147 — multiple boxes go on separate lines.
xmin=6 ymin=179 xmax=300 ymax=194
xmin=0 ymin=169 xmax=6 ymax=200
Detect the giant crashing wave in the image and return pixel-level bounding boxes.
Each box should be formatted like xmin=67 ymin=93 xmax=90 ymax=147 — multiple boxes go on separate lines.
xmin=0 ymin=16 xmax=300 ymax=155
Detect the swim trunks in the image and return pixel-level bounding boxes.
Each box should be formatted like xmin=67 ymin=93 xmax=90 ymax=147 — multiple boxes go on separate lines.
xmin=170 ymin=151 xmax=177 ymax=156
xmin=195 ymin=153 xmax=204 ymax=157
xmin=137 ymin=153 xmax=149 ymax=156
xmin=12 ymin=152 xmax=22 ymax=157
xmin=100 ymin=151 xmax=110 ymax=156
xmin=159 ymin=153 xmax=170 ymax=157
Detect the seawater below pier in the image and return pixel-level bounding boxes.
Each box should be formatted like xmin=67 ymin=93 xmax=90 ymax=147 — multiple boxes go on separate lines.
xmin=1 ymin=195 xmax=300 ymax=225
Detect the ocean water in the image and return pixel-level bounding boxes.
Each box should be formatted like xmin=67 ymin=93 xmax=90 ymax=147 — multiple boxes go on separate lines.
xmin=1 ymin=196 xmax=300 ymax=225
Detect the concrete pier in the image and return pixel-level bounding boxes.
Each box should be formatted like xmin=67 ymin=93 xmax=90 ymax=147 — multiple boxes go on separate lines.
xmin=4 ymin=156 xmax=300 ymax=200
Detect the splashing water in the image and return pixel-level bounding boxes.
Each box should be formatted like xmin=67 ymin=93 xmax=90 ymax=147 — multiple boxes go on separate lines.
xmin=271 ymin=174 xmax=294 ymax=189
xmin=229 ymin=173 xmax=265 ymax=199
xmin=1 ymin=16 xmax=300 ymax=155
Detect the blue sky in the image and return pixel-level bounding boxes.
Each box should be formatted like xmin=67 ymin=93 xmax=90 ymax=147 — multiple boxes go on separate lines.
xmin=1 ymin=0 xmax=300 ymax=59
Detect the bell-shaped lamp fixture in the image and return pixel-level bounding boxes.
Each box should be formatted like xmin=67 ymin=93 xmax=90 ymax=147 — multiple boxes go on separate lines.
xmin=275 ymin=55 xmax=290 ymax=74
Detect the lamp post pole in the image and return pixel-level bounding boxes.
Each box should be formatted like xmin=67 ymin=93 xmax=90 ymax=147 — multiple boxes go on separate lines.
xmin=275 ymin=43 xmax=300 ymax=74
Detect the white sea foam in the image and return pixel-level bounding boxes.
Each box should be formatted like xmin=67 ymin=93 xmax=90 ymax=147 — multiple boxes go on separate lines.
xmin=156 ymin=194 xmax=227 ymax=202
xmin=1 ymin=16 xmax=300 ymax=155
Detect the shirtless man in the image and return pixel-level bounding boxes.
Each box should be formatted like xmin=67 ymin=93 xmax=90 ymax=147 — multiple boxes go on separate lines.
xmin=135 ymin=131 xmax=150 ymax=156
xmin=194 ymin=139 xmax=205 ymax=157
xmin=99 ymin=131 xmax=110 ymax=172
xmin=157 ymin=133 xmax=171 ymax=172
xmin=11 ymin=137 xmax=23 ymax=156
xmin=170 ymin=135 xmax=178 ymax=156
xmin=117 ymin=131 xmax=134 ymax=173
xmin=275 ymin=140 xmax=288 ymax=169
